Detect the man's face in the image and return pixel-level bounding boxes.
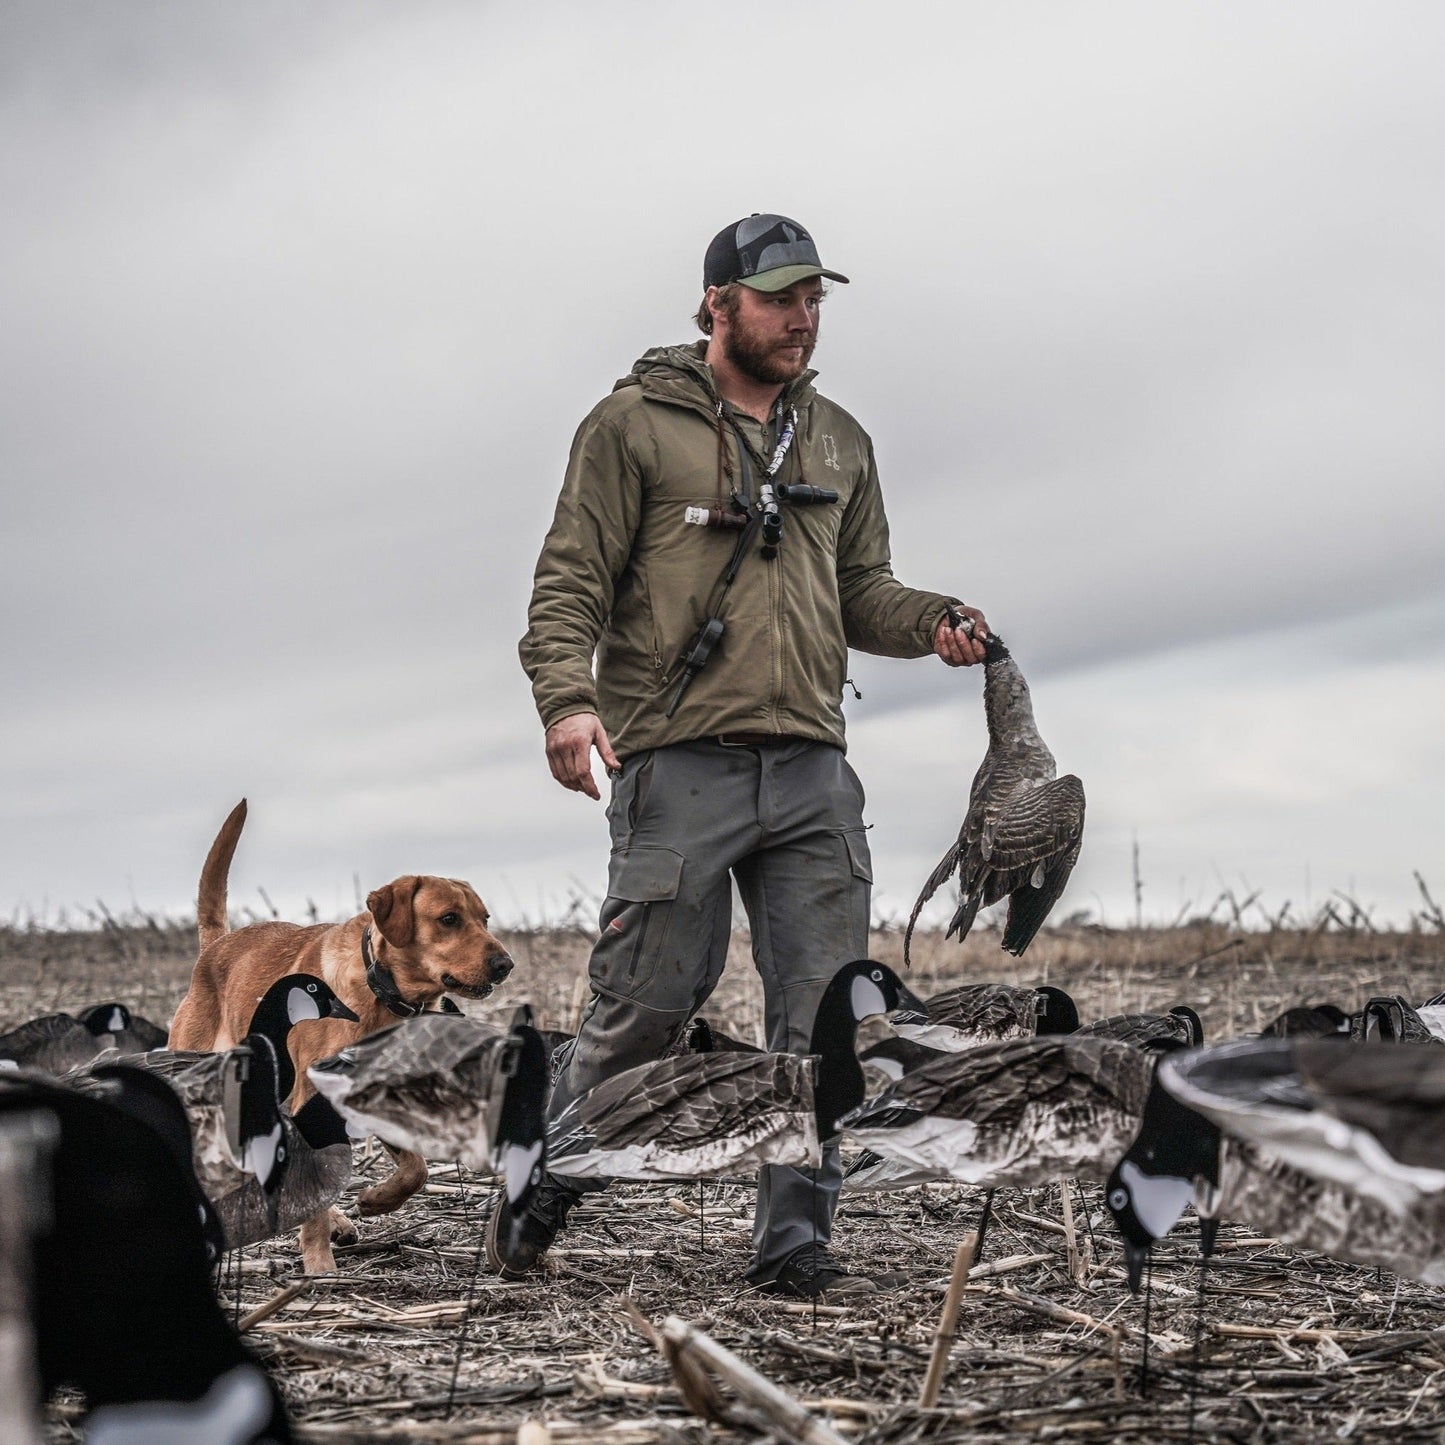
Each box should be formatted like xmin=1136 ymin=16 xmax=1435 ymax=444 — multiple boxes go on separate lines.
xmin=718 ymin=279 xmax=824 ymax=385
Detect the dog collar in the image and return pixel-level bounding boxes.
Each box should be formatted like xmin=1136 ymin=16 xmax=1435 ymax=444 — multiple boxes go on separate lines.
xmin=361 ymin=926 xmax=423 ymax=1018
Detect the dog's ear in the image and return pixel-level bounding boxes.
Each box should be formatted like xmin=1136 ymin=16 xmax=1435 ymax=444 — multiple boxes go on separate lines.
xmin=367 ymin=877 xmax=422 ymax=947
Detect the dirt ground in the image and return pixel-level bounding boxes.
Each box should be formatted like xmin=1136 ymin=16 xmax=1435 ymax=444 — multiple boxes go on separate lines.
xmin=6 ymin=914 xmax=1445 ymax=1443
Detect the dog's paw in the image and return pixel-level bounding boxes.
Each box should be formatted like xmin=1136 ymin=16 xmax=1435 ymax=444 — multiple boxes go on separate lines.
xmin=329 ymin=1208 xmax=359 ymax=1246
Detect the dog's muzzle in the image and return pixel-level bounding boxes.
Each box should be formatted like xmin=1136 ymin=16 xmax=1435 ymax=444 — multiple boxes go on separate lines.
xmin=442 ymin=954 xmax=513 ymax=998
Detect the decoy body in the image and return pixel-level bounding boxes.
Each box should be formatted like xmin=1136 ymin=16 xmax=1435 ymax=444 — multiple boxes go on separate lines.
xmin=308 ymin=1013 xmax=549 ymax=1219
xmin=903 ymin=632 xmax=1085 ymax=963
xmin=1259 ymin=1004 xmax=1351 ymax=1039
xmin=66 ymin=974 xmax=358 ymax=1247
xmin=0 ymin=1002 xmax=167 ymax=1074
xmin=1075 ymin=1006 xmax=1204 ymax=1055
xmin=0 ymin=1066 xmax=293 ymax=1441
xmin=888 ymin=983 xmax=1080 ymax=1053
xmin=1352 ymin=995 xmax=1441 ymax=1045
xmin=547 ymin=960 xmax=925 ymax=1182
xmin=1107 ymin=1036 xmax=1445 ymax=1288
xmin=840 ymin=1035 xmax=1154 ymax=1193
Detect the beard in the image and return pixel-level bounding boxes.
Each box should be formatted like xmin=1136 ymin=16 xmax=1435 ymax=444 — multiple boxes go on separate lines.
xmin=722 ymin=313 xmax=817 ymax=385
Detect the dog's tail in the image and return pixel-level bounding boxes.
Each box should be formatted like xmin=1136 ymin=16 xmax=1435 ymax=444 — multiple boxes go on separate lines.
xmin=198 ymin=799 xmax=247 ymax=952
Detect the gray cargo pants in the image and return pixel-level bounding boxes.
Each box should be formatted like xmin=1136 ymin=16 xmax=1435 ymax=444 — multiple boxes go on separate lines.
xmin=548 ymin=737 xmax=873 ymax=1284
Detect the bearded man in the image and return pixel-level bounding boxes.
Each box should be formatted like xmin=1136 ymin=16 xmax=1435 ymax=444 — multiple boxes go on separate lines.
xmin=501 ymin=214 xmax=989 ymax=1297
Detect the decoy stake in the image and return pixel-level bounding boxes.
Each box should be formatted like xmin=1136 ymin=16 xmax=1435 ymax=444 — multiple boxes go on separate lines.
xmin=919 ymin=1232 xmax=979 ymax=1408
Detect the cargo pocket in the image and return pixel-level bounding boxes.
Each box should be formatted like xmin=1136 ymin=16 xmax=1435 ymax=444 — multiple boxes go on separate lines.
xmin=589 ymin=845 xmax=687 ymax=1008
xmin=843 ymin=827 xmax=873 ymax=885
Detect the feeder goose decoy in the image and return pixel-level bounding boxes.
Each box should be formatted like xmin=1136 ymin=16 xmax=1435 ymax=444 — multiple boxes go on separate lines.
xmin=0 ymin=1066 xmax=294 ymax=1442
xmin=887 ymin=982 xmax=1080 ymax=1052
xmin=308 ymin=1013 xmax=549 ymax=1215
xmin=903 ymin=631 xmax=1085 ymax=964
xmin=546 ymin=960 xmax=925 ymax=1183
xmin=1107 ymin=1035 xmax=1445 ymax=1290
xmin=0 ymin=1002 xmax=165 ymax=1074
xmin=65 ymin=974 xmax=358 ymax=1246
xmin=1075 ymin=1006 xmax=1204 ymax=1055
xmin=837 ymin=1034 xmax=1155 ymax=1193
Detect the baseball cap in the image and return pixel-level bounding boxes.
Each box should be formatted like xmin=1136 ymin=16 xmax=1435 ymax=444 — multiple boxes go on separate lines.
xmin=703 ymin=214 xmax=850 ymax=293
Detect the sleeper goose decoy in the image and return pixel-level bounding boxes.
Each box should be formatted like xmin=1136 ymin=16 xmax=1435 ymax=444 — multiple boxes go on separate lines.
xmin=546 ymin=960 xmax=925 ymax=1183
xmin=0 ymin=1002 xmax=166 ymax=1074
xmin=903 ymin=631 xmax=1085 ymax=964
xmin=1075 ymin=1005 xmax=1204 ymax=1055
xmin=1259 ymin=1003 xmax=1351 ymax=1039
xmin=65 ymin=974 xmax=358 ymax=1247
xmin=307 ymin=1013 xmax=549 ymax=1211
xmin=0 ymin=1066 xmax=294 ymax=1442
xmin=887 ymin=982 xmax=1080 ymax=1052
xmin=840 ymin=1035 xmax=1155 ymax=1193
xmin=1107 ymin=1035 xmax=1445 ymax=1290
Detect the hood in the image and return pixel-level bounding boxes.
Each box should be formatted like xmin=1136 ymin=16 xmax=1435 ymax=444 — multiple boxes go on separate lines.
xmin=614 ymin=341 xmax=818 ymax=414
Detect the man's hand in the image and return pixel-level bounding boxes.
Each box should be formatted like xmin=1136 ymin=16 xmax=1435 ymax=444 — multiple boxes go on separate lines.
xmin=544 ymin=712 xmax=620 ymax=800
xmin=933 ymin=605 xmax=990 ymax=667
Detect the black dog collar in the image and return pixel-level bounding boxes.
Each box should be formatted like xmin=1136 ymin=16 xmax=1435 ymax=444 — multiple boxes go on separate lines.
xmin=362 ymin=926 xmax=423 ymax=1018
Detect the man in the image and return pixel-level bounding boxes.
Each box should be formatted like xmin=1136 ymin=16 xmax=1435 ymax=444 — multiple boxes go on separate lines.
xmin=499 ymin=213 xmax=989 ymax=1297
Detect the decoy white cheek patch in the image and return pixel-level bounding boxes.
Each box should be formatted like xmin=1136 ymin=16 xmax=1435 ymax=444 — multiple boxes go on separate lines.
xmin=1121 ymin=1161 xmax=1193 ymax=1241
xmin=108 ymin=1007 xmax=127 ymax=1033
xmin=287 ymin=989 xmax=322 ymax=1025
xmin=86 ymin=1361 xmax=274 ymax=1445
xmin=851 ymin=976 xmax=887 ymax=1021
xmin=503 ymin=1140 xmax=545 ymax=1204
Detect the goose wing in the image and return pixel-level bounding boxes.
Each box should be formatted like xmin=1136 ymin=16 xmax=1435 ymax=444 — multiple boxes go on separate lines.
xmin=549 ymin=1052 xmax=818 ymax=1180
xmin=1077 ymin=1009 xmax=1197 ymax=1055
xmin=890 ymin=983 xmax=1041 ymax=1049
xmin=0 ymin=1014 xmax=93 ymax=1072
xmin=902 ymin=838 xmax=962 ymax=968
xmin=988 ymin=775 xmax=1086 ymax=955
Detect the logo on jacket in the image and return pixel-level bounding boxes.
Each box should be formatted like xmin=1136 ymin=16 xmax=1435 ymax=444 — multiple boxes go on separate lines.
xmin=821 ymin=434 xmax=841 ymax=471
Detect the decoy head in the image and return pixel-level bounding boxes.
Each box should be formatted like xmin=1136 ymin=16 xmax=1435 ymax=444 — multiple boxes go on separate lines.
xmin=1167 ymin=1006 xmax=1205 ymax=1048
xmin=248 ymin=974 xmax=360 ymax=1039
xmin=1034 ymin=987 xmax=1080 ymax=1035
xmin=828 ymin=960 xmax=928 ymax=1035
xmin=1104 ymin=1070 xmax=1220 ymax=1293
xmin=683 ymin=1017 xmax=717 ymax=1053
xmin=78 ymin=1002 xmax=132 ymax=1037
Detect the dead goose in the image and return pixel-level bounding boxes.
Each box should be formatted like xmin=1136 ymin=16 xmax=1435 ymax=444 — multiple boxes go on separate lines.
xmin=840 ymin=1035 xmax=1154 ymax=1194
xmin=1107 ymin=1035 xmax=1445 ymax=1289
xmin=0 ymin=1002 xmax=167 ymax=1074
xmin=903 ymin=631 xmax=1085 ymax=964
xmin=65 ymin=974 xmax=358 ymax=1247
xmin=546 ymin=960 xmax=925 ymax=1183
xmin=307 ymin=1013 xmax=549 ymax=1214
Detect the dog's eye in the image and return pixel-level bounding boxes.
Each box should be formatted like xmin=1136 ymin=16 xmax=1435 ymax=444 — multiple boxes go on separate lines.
xmin=439 ymin=912 xmax=462 ymax=928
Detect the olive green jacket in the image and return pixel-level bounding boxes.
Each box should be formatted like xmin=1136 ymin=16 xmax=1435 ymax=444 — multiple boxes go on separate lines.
xmin=519 ymin=343 xmax=958 ymax=759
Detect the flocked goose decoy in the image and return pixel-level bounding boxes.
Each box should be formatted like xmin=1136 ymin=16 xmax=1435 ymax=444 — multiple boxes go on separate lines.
xmin=65 ymin=974 xmax=358 ymax=1247
xmin=308 ymin=1012 xmax=549 ymax=1219
xmin=0 ymin=1002 xmax=168 ymax=1074
xmin=0 ymin=1065 xmax=294 ymax=1442
xmin=839 ymin=1034 xmax=1155 ymax=1193
xmin=1075 ymin=1005 xmax=1204 ymax=1055
xmin=1107 ymin=1035 xmax=1445 ymax=1289
xmin=903 ymin=631 xmax=1085 ymax=964
xmin=886 ymin=982 xmax=1080 ymax=1053
xmin=546 ymin=960 xmax=925 ymax=1183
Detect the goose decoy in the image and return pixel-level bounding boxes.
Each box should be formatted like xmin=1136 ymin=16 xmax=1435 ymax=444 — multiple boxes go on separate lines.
xmin=1258 ymin=1003 xmax=1351 ymax=1039
xmin=1352 ymin=995 xmax=1441 ymax=1045
xmin=840 ymin=1035 xmax=1154 ymax=1193
xmin=1416 ymin=991 xmax=1445 ymax=1042
xmin=546 ymin=960 xmax=925 ymax=1183
xmin=65 ymin=974 xmax=358 ymax=1247
xmin=887 ymin=982 xmax=1080 ymax=1052
xmin=903 ymin=631 xmax=1085 ymax=964
xmin=1075 ymin=1005 xmax=1204 ymax=1055
xmin=669 ymin=1016 xmax=764 ymax=1055
xmin=0 ymin=1002 xmax=166 ymax=1074
xmin=1107 ymin=1035 xmax=1445 ymax=1289
xmin=308 ymin=1013 xmax=549 ymax=1207
xmin=0 ymin=1066 xmax=293 ymax=1442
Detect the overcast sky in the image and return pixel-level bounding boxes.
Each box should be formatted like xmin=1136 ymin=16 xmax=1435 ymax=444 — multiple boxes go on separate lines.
xmin=3 ymin=1 xmax=1442 ymax=937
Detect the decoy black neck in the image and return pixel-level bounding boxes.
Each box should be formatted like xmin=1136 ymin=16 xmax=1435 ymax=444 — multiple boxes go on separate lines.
xmin=243 ymin=990 xmax=303 ymax=1102
xmin=809 ymin=973 xmax=872 ymax=1141
xmin=1036 ymin=987 xmax=1080 ymax=1035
